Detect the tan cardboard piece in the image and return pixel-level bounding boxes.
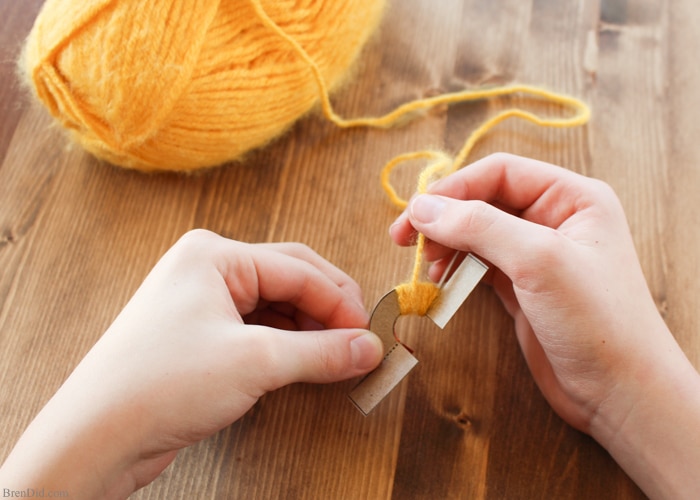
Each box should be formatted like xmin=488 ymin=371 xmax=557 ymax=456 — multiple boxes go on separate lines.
xmin=349 ymin=254 xmax=488 ymax=415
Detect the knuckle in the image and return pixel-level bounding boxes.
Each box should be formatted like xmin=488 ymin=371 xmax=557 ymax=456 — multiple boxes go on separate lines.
xmin=458 ymin=200 xmax=496 ymax=234
xmin=166 ymin=229 xmax=239 ymax=271
xmin=175 ymin=228 xmax=218 ymax=252
xmin=484 ymin=151 xmax=517 ymax=165
xmin=273 ymin=241 xmax=316 ymax=259
xmin=342 ymin=280 xmax=365 ymax=302
xmin=580 ymin=178 xmax=627 ymax=221
xmin=251 ymin=332 xmax=289 ymax=390
xmin=287 ymin=241 xmax=314 ymax=256
xmin=587 ymin=176 xmax=614 ymax=193
xmin=317 ymin=336 xmax=342 ymax=377
xmin=321 ymin=339 xmax=350 ymax=379
xmin=589 ymin=178 xmax=620 ymax=206
xmin=509 ymin=228 xmax=570 ymax=290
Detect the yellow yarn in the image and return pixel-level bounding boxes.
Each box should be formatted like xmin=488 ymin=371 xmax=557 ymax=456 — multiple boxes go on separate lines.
xmin=23 ymin=0 xmax=590 ymax=315
xmin=382 ymin=86 xmax=590 ymax=316
xmin=395 ymin=282 xmax=440 ymax=317
xmin=246 ymin=15 xmax=591 ymax=316
xmin=22 ymin=0 xmax=387 ymax=171
xmin=379 ymin=85 xmax=591 ymax=208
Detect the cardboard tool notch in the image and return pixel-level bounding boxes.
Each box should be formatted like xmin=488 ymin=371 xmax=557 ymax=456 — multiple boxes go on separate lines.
xmin=348 ymin=253 xmax=488 ymax=416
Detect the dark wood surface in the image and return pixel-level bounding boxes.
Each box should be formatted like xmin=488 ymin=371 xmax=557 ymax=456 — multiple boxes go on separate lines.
xmin=2 ymin=1 xmax=697 ymax=498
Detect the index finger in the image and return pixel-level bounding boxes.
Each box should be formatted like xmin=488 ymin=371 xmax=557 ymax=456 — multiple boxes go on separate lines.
xmin=253 ymin=242 xmax=365 ymax=307
xmin=428 ymin=152 xmax=601 ymax=229
xmin=218 ymin=243 xmax=369 ymax=330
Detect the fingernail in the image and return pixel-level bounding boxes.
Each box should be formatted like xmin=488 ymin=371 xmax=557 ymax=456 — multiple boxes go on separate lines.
xmin=388 ymin=211 xmax=407 ymax=237
xmin=410 ymin=194 xmax=446 ymax=223
xmin=388 ymin=222 xmax=399 ymax=240
xmin=351 ymin=332 xmax=383 ymax=371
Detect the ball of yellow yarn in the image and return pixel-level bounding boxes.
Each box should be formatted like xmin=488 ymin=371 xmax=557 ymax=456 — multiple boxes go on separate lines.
xmin=22 ymin=0 xmax=386 ymax=172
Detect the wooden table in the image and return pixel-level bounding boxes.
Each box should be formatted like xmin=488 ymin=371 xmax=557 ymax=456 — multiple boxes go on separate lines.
xmin=2 ymin=1 xmax=697 ymax=498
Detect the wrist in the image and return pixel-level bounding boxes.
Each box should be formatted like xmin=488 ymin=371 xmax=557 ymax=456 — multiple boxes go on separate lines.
xmin=590 ymin=334 xmax=700 ymax=499
xmin=0 ymin=371 xmax=145 ymax=498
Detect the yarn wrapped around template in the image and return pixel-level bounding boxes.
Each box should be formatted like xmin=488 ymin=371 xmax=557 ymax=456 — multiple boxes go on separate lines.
xmin=22 ymin=0 xmax=386 ymax=171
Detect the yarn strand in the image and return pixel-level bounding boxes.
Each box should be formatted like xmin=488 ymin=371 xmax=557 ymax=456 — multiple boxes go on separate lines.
xmin=251 ymin=0 xmax=590 ymax=134
xmin=250 ymin=0 xmax=591 ymax=316
xmin=392 ymin=97 xmax=590 ymax=316
xmin=381 ymin=95 xmax=591 ymax=209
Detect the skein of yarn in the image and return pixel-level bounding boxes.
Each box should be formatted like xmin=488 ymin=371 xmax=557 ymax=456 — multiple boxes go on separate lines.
xmin=22 ymin=0 xmax=592 ymax=315
xmin=22 ymin=0 xmax=386 ymax=171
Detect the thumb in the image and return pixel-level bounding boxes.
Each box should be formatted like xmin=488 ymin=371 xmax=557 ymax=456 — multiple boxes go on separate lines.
xmin=264 ymin=329 xmax=384 ymax=388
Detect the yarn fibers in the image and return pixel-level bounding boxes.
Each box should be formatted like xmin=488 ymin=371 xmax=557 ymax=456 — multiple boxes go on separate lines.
xmin=384 ymin=85 xmax=589 ymax=316
xmin=23 ymin=0 xmax=590 ymax=315
xmin=22 ymin=0 xmax=386 ymax=171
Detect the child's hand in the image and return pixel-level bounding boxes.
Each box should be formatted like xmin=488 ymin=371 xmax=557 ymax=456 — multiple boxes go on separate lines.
xmin=390 ymin=152 xmax=667 ymax=432
xmin=390 ymin=153 xmax=700 ymax=499
xmin=0 ymin=231 xmax=382 ymax=498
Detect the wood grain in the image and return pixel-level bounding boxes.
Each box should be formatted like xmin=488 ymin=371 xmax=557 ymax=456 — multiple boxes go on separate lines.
xmin=2 ymin=0 xmax=696 ymax=498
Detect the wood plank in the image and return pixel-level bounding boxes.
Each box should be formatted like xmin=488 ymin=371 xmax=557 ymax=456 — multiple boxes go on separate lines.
xmin=665 ymin=0 xmax=700 ymax=365
xmin=0 ymin=0 xmax=44 ymax=165
xmin=1 ymin=0 xmax=696 ymax=498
